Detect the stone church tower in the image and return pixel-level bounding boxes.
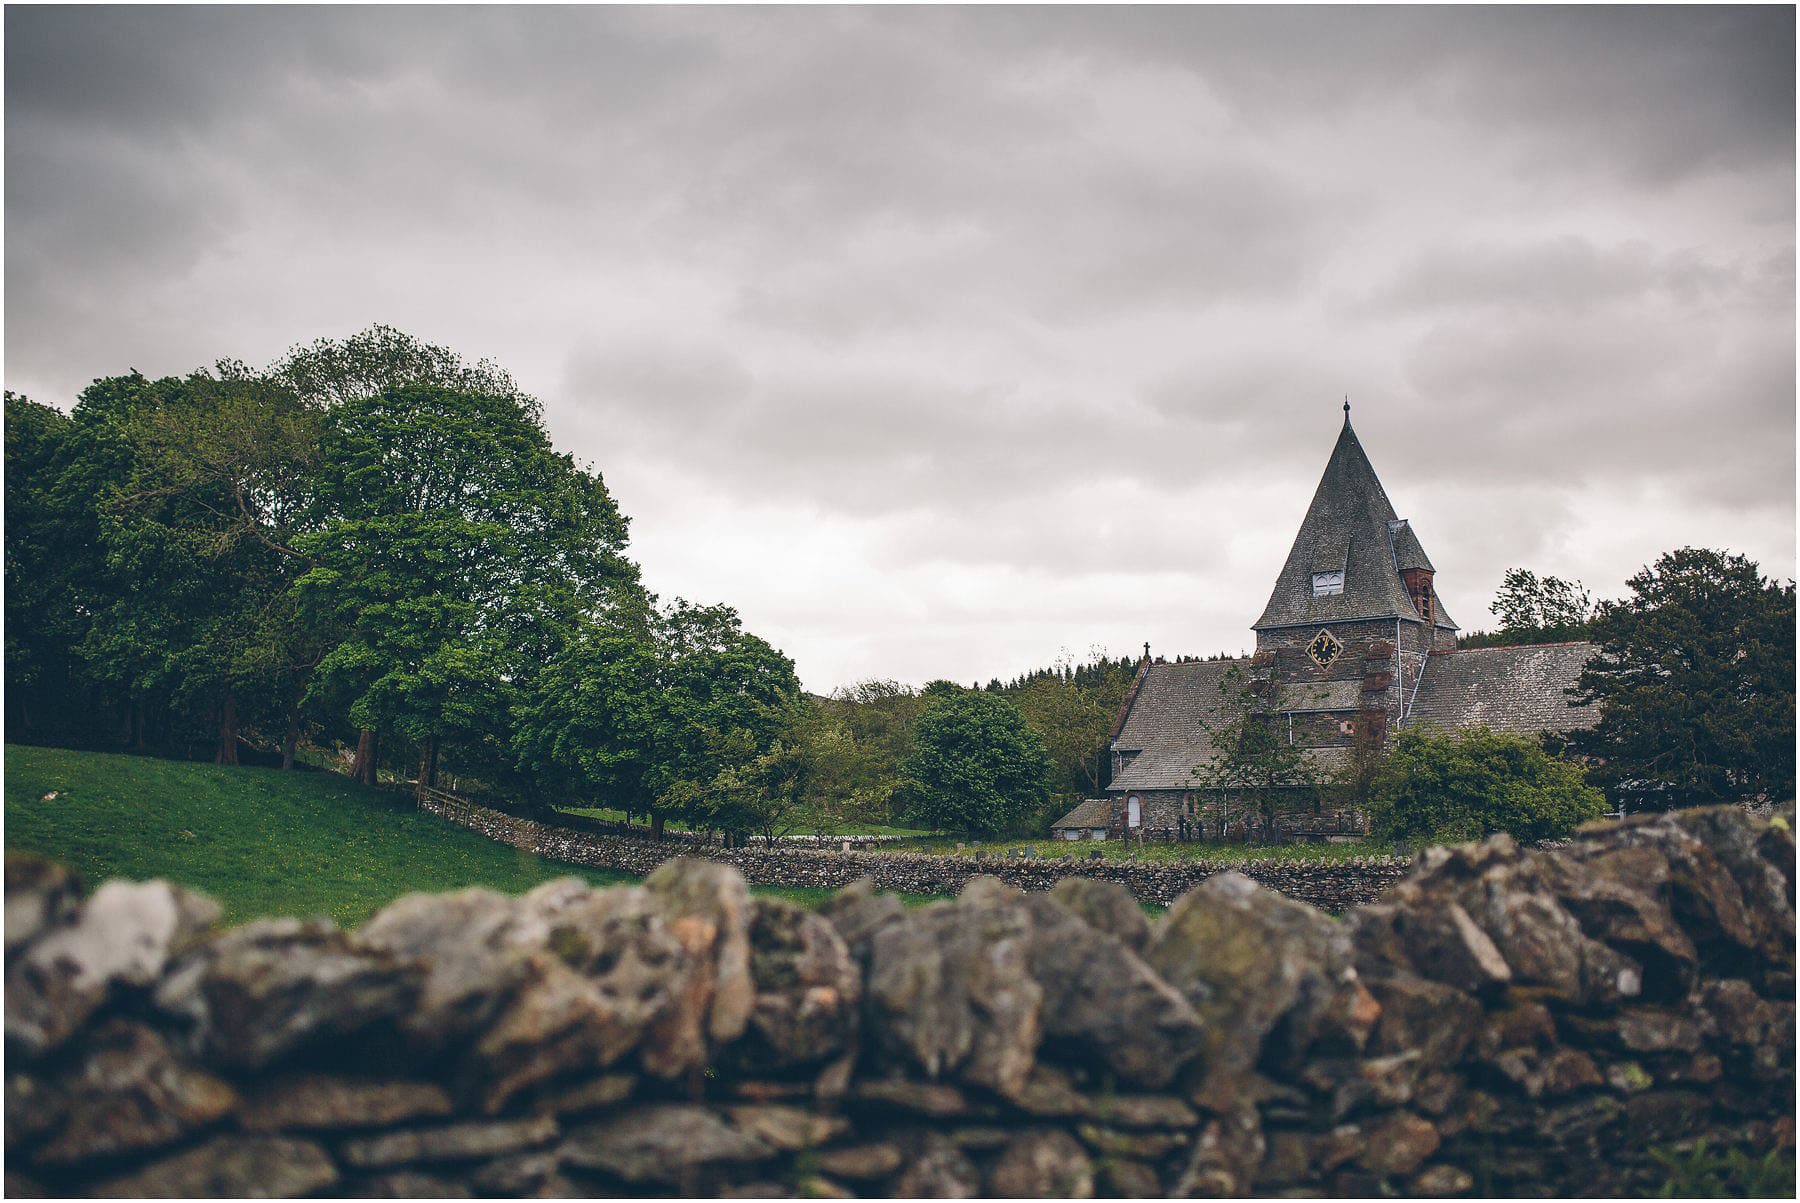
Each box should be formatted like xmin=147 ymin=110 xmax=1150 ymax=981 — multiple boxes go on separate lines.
xmin=1248 ymin=403 xmax=1458 ymax=757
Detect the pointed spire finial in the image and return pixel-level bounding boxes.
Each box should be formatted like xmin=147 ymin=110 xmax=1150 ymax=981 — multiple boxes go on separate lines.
xmin=1343 ymin=395 xmax=1351 ymax=419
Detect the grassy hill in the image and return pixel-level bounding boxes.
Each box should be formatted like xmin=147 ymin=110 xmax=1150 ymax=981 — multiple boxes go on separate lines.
xmin=4 ymin=744 xmax=648 ymax=928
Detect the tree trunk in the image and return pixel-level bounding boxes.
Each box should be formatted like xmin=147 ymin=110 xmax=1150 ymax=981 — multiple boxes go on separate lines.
xmin=280 ymin=704 xmax=301 ymax=770
xmin=215 ymin=693 xmax=240 ymax=766
xmin=651 ymin=812 xmax=666 ymax=842
xmin=352 ymin=729 xmax=377 ymax=785
xmin=416 ymin=736 xmax=439 ymax=796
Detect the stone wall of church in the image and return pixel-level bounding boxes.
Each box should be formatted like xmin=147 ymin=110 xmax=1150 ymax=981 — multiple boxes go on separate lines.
xmin=1255 ymin=617 xmax=1408 ymax=748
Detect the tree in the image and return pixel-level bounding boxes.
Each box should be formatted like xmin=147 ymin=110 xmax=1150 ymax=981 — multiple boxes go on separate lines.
xmin=903 ymin=688 xmax=1050 ymax=838
xmin=1013 ymin=651 xmax=1131 ymax=797
xmin=1369 ymin=725 xmax=1605 ymax=844
xmin=1192 ymin=665 xmax=1325 ymax=841
xmin=1570 ymin=548 xmax=1795 ymax=813
xmin=295 ymin=382 xmax=634 ymax=790
xmin=642 ymin=601 xmax=802 ymax=839
xmin=1462 ymin=568 xmax=1595 ymax=648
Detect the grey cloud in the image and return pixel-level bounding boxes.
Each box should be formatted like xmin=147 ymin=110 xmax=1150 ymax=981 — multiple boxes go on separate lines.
xmin=5 ymin=6 xmax=1791 ymax=690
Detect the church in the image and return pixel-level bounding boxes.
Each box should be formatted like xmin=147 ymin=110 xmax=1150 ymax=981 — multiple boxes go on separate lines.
xmin=1063 ymin=405 xmax=1598 ymax=842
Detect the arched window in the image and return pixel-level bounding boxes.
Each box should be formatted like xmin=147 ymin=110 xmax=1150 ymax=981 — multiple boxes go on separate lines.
xmin=1127 ymin=795 xmax=1142 ymax=828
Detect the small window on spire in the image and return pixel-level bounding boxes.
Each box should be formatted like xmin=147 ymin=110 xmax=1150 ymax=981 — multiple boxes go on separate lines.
xmin=1311 ymin=571 xmax=1344 ymax=596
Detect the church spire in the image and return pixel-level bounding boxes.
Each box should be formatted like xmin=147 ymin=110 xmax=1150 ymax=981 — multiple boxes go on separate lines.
xmin=1253 ymin=412 xmax=1452 ymax=631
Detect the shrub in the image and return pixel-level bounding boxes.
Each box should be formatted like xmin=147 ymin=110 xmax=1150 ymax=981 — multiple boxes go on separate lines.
xmin=1368 ymin=725 xmax=1605 ymax=844
xmin=903 ymin=688 xmax=1051 ymax=839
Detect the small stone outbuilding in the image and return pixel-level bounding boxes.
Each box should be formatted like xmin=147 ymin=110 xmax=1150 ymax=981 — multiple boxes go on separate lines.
xmin=1048 ymin=798 xmax=1113 ymax=841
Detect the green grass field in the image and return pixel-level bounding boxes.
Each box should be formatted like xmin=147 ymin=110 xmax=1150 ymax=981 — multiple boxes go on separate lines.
xmin=4 ymin=744 xmax=648 ymax=927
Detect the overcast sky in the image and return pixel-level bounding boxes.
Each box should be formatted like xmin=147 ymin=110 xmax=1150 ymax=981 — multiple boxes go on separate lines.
xmin=7 ymin=6 xmax=1795 ymax=693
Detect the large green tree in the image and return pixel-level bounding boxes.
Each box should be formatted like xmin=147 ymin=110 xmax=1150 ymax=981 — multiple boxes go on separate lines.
xmin=1570 ymin=548 xmax=1795 ymax=812
xmin=295 ymin=382 xmax=634 ymax=789
xmin=904 ymin=688 xmax=1050 ymax=838
xmin=1370 ymin=725 xmax=1605 ymax=844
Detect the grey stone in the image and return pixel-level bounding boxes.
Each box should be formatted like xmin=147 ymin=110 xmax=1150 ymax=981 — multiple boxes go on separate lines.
xmin=988 ymin=1128 xmax=1095 ymax=1198
xmin=29 ymin=1018 xmax=237 ymax=1166
xmin=562 ymin=1104 xmax=774 ymax=1184
xmin=1409 ymin=1163 xmax=1474 ymax=1196
xmin=1050 ymin=876 xmax=1152 ymax=951
xmin=1616 ymin=1006 xmax=1704 ymax=1054
xmin=1490 ymin=1047 xmax=1603 ymax=1098
xmin=891 ymin=1131 xmax=981 ymax=1198
xmin=1393 ymin=900 xmax=1513 ymax=994
xmin=865 ymin=896 xmax=1042 ymax=1095
xmin=4 ymin=855 xmax=80 ymax=956
xmin=1094 ymin=1093 xmax=1199 ymax=1129
xmin=851 ymin=1077 xmax=974 ymax=1117
xmin=352 ymin=1171 xmax=473 ymax=1198
xmin=1539 ymin=844 xmax=1698 ymax=987
xmin=531 ymin=1073 xmax=635 ymax=1116
xmin=354 ymin=888 xmax=536 ymax=1047
xmin=469 ymin=1148 xmax=566 ymax=1196
xmin=1353 ymin=1111 xmax=1439 ymax=1177
xmin=1019 ymin=894 xmax=1206 ymax=1089
xmin=239 ymin=1074 xmax=452 ymax=1132
xmin=1365 ymin=970 xmax=1482 ymax=1069
xmin=813 ymin=1142 xmax=904 ymax=1181
xmin=1075 ymin=1123 xmax=1191 ymax=1161
xmin=642 ymin=857 xmax=754 ymax=1073
xmin=1002 ymin=1063 xmax=1091 ymax=1118
xmin=154 ymin=917 xmax=420 ymax=1070
xmin=722 ymin=1103 xmax=848 ymax=1151
xmin=1102 ymin=1158 xmax=1164 ymax=1198
xmin=816 ymin=877 xmax=905 ymax=966
xmin=1173 ymin=1104 xmax=1265 ymax=1197
xmin=8 ymin=879 xmax=219 ymax=1057
xmin=1145 ymin=872 xmax=1374 ymax=1084
xmin=91 ymin=1135 xmax=338 ymax=1198
xmin=338 ymin=1116 xmax=559 ymax=1168
xmin=725 ymin=897 xmax=860 ymax=1075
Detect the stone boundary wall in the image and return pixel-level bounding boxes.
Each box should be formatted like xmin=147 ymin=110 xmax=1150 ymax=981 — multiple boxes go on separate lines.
xmin=468 ymin=796 xmax=907 ymax=849
xmin=421 ymin=792 xmax=1412 ymax=910
xmin=5 ymin=804 xmax=1793 ymax=1199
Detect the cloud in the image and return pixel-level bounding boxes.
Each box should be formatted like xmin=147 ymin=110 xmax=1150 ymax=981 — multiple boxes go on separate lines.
xmin=4 ymin=6 xmax=1791 ymax=691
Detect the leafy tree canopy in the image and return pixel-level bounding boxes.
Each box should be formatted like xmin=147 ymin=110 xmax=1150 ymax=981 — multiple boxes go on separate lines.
xmin=903 ymin=687 xmax=1050 ymax=838
xmin=1369 ymin=725 xmax=1606 ymax=844
xmin=1461 ymin=568 xmax=1595 ymax=648
xmin=1192 ymin=664 xmax=1327 ymax=839
xmin=1570 ymin=548 xmax=1795 ymax=812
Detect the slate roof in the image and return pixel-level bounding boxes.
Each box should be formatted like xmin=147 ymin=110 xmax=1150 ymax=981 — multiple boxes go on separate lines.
xmin=1255 ymin=417 xmax=1455 ymax=631
xmin=1108 ymin=659 xmax=1351 ymax=791
xmin=1050 ymin=798 xmax=1114 ymax=830
xmin=1389 ymin=520 xmax=1434 ymax=572
xmin=1405 ymin=643 xmax=1600 ymax=737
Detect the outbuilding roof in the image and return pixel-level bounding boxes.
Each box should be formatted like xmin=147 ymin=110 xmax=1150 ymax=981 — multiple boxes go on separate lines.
xmin=1050 ymin=798 xmax=1114 ymax=830
xmin=1405 ymin=642 xmax=1600 ymax=737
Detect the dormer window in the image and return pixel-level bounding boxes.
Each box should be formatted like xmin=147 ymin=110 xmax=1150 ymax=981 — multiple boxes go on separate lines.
xmin=1311 ymin=571 xmax=1344 ymax=596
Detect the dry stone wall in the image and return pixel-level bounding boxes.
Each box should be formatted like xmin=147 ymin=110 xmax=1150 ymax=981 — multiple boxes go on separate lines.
xmin=4 ymin=804 xmax=1793 ymax=1198
xmin=421 ymin=793 xmax=1411 ymax=910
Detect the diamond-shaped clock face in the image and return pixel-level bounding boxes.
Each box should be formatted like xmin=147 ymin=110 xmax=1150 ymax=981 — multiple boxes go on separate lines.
xmin=1307 ymin=629 xmax=1342 ymax=670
